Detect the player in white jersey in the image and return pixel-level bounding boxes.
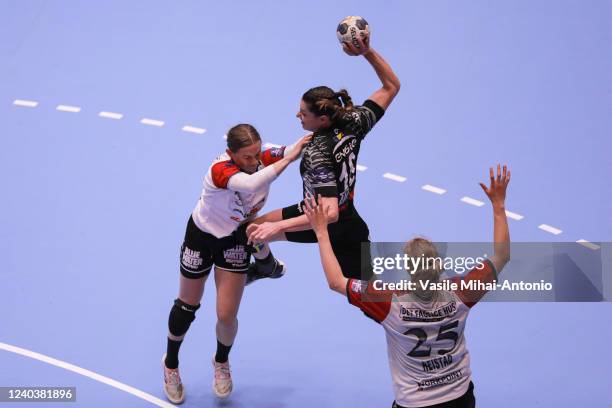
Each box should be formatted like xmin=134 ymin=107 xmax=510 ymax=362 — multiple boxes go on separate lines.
xmin=162 ymin=124 xmax=310 ymax=404
xmin=304 ymin=165 xmax=511 ymax=407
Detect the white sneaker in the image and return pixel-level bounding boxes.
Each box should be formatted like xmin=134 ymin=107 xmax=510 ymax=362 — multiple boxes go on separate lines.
xmin=162 ymin=354 xmax=185 ymax=404
xmin=212 ymin=357 xmax=233 ymax=398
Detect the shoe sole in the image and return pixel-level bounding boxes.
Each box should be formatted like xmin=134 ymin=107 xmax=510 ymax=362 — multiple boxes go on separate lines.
xmin=271 ymin=261 xmax=287 ymax=279
xmin=162 ymin=354 xmax=185 ymax=404
xmin=212 ymin=378 xmax=232 ymax=399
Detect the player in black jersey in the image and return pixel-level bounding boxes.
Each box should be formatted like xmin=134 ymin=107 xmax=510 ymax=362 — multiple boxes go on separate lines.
xmin=244 ymin=34 xmax=400 ymax=281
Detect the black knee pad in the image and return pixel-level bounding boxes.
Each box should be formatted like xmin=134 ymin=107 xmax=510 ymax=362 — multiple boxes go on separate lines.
xmin=168 ymin=298 xmax=200 ymax=337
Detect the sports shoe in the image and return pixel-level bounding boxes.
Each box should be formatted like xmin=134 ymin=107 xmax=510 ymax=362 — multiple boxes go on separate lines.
xmin=245 ymin=258 xmax=286 ymax=286
xmin=212 ymin=357 xmax=233 ymax=398
xmin=162 ymin=354 xmax=185 ymax=404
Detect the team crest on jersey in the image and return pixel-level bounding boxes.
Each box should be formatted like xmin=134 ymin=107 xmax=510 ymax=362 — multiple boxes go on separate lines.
xmin=269 ymin=147 xmax=283 ymax=157
xmin=350 ymin=279 xmax=367 ymax=294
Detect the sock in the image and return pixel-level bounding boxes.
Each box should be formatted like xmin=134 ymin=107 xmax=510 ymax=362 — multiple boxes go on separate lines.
xmin=165 ymin=338 xmax=183 ymax=369
xmin=255 ymin=251 xmax=274 ymax=265
xmin=215 ymin=340 xmax=233 ymax=364
xmin=252 ymin=243 xmax=271 ymax=260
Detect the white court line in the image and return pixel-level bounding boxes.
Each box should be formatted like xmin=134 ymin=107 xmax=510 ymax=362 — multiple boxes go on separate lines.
xmin=10 ymin=95 xmax=597 ymax=246
xmin=422 ymin=184 xmax=446 ymax=195
xmin=13 ymin=99 xmax=38 ymax=108
xmin=182 ymin=125 xmax=206 ymax=135
xmin=383 ymin=173 xmax=406 ymax=183
xmin=56 ymin=105 xmax=81 ymax=113
xmin=0 ymin=342 xmax=174 ymax=408
xmin=538 ymin=224 xmax=562 ymax=235
xmin=99 ymin=111 xmax=123 ymax=120
xmin=505 ymin=210 xmax=524 ymax=221
xmin=140 ymin=118 xmax=165 ymax=127
xmin=460 ymin=196 xmax=485 ymax=207
xmin=577 ymin=239 xmax=600 ymax=250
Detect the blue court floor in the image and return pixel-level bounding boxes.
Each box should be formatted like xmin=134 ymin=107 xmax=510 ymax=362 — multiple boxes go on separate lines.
xmin=1 ymin=1 xmax=611 ymax=407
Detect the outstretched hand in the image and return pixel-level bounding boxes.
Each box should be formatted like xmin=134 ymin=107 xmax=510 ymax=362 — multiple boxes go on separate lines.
xmin=246 ymin=221 xmax=281 ymax=244
xmin=479 ymin=164 xmax=511 ymax=207
xmin=285 ymin=133 xmax=312 ymax=162
xmin=304 ymin=195 xmax=327 ymax=235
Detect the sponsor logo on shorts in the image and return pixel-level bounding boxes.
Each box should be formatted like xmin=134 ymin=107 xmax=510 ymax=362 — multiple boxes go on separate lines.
xmin=223 ymin=246 xmax=248 ymax=265
xmin=182 ymin=247 xmax=203 ymax=270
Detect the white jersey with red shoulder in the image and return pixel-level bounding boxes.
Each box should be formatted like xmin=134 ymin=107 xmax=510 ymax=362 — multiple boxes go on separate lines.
xmin=346 ymin=260 xmax=497 ymax=407
xmin=192 ymin=147 xmax=285 ymax=238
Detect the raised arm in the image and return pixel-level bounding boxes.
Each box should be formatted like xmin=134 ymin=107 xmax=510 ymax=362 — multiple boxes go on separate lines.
xmin=304 ymin=195 xmax=348 ymax=294
xmin=343 ymin=37 xmax=401 ymax=110
xmin=479 ymin=164 xmax=511 ymax=272
xmin=227 ymin=134 xmax=311 ymax=193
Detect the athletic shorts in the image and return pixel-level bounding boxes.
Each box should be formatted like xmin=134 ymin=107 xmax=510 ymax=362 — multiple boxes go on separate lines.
xmin=282 ymin=204 xmax=373 ymax=280
xmin=179 ymin=216 xmax=251 ymax=278
xmin=392 ymin=382 xmax=475 ymax=408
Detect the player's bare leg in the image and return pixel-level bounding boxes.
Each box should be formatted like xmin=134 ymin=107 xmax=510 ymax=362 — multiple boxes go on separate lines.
xmin=212 ymin=268 xmax=246 ymax=398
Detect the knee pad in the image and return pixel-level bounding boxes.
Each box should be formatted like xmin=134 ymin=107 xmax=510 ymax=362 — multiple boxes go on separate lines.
xmin=168 ymin=298 xmax=200 ymax=337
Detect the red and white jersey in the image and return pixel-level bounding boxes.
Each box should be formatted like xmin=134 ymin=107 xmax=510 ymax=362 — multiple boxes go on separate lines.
xmin=192 ymin=147 xmax=285 ymax=238
xmin=347 ymin=260 xmax=497 ymax=407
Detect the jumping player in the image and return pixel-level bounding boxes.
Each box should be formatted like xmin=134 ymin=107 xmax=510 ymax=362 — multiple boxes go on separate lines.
xmin=304 ymin=165 xmax=511 ymax=407
xmin=245 ymin=34 xmax=400 ymax=282
xmin=162 ymin=124 xmax=310 ymax=403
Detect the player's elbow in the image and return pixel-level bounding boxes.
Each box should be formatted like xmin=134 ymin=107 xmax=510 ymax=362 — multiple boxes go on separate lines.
xmin=327 ymin=212 xmax=339 ymax=224
xmin=385 ymin=79 xmax=400 ymax=96
xmin=500 ymin=250 xmax=510 ymax=268
xmin=391 ymin=79 xmax=401 ymax=94
xmin=495 ymin=243 xmax=510 ymax=266
xmin=241 ymin=184 xmax=261 ymax=194
xmin=491 ymin=249 xmax=510 ymax=274
xmin=328 ymin=280 xmax=345 ymax=294
xmin=326 ymin=206 xmax=339 ymax=224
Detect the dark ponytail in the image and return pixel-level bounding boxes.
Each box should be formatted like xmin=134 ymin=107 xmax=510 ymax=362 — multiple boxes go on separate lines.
xmin=302 ymin=86 xmax=354 ymax=123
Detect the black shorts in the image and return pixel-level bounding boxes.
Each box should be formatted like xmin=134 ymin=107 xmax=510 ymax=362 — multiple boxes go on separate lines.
xmin=179 ymin=216 xmax=251 ymax=278
xmin=282 ymin=204 xmax=373 ymax=280
xmin=392 ymin=382 xmax=475 ymax=408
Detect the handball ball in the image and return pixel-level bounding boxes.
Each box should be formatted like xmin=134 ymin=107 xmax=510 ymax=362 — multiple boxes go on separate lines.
xmin=336 ymin=16 xmax=370 ymax=49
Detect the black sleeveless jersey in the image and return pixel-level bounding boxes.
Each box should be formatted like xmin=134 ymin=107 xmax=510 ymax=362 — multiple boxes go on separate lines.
xmin=299 ymin=99 xmax=384 ymax=218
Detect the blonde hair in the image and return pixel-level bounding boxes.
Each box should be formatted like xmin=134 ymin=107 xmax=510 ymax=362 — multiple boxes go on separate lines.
xmin=404 ymin=237 xmax=443 ymax=299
